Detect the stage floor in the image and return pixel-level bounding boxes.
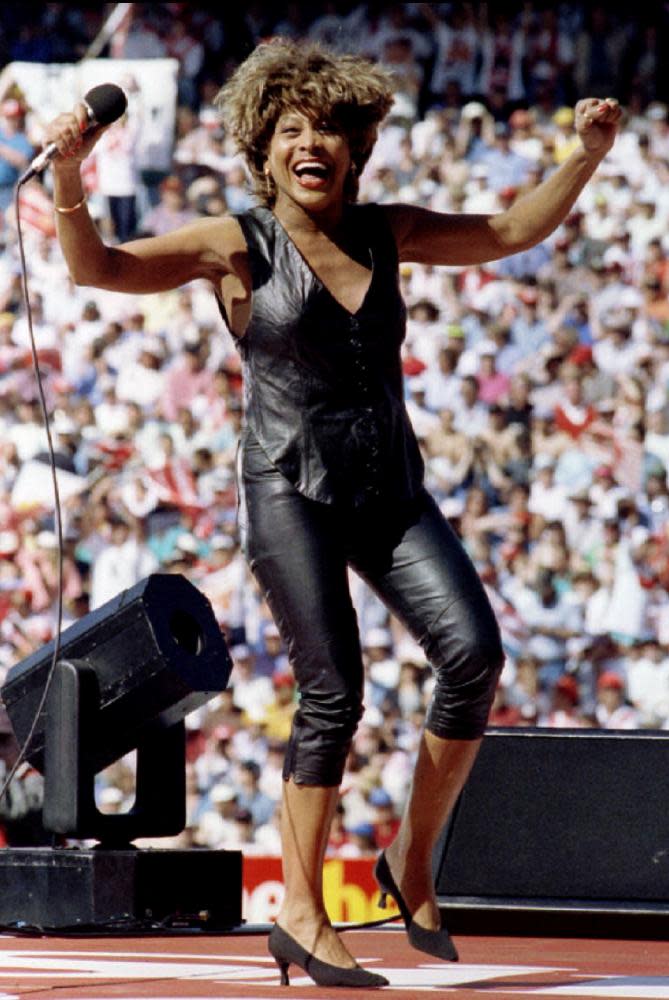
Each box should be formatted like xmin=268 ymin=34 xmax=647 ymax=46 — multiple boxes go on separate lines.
xmin=1 ymin=927 xmax=668 ymax=998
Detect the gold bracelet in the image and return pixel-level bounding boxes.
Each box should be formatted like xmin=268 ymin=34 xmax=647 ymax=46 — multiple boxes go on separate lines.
xmin=54 ymin=195 xmax=86 ymax=215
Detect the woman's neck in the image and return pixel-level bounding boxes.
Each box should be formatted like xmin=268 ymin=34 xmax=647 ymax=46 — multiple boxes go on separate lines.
xmin=272 ymin=194 xmax=346 ymax=239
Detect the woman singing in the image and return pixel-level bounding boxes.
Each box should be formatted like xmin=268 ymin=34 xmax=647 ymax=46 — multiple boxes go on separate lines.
xmin=45 ymin=39 xmax=620 ymax=989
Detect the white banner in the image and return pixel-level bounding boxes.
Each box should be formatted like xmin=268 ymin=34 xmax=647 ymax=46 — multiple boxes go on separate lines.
xmin=11 ymin=459 xmax=88 ymax=511
xmin=0 ymin=58 xmax=178 ymax=172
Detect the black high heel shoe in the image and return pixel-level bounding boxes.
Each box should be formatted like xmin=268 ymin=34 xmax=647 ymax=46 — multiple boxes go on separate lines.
xmin=267 ymin=923 xmax=389 ymax=988
xmin=374 ymin=851 xmax=458 ymax=962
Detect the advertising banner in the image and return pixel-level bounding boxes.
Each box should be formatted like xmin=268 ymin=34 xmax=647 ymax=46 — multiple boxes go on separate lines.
xmin=242 ymin=855 xmax=400 ymax=925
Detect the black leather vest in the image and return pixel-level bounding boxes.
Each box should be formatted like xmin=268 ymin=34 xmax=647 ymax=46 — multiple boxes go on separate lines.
xmin=234 ymin=204 xmax=424 ymax=509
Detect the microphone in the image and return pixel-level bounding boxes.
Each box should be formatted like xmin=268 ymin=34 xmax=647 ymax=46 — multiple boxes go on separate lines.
xmin=19 ymin=83 xmax=128 ymax=183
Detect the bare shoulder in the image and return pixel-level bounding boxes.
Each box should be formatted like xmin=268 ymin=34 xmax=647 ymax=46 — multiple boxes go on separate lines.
xmin=136 ymin=214 xmax=250 ymax=285
xmin=92 ymin=214 xmax=252 ymax=295
xmin=376 ymin=202 xmax=414 ymax=248
xmin=170 ymin=214 xmax=248 ymax=273
xmin=210 ymin=213 xmax=248 ymax=250
xmin=207 ymin=214 xmax=249 ymax=277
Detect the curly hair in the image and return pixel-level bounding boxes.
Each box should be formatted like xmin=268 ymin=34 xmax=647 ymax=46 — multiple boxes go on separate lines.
xmin=214 ymin=39 xmax=395 ymax=206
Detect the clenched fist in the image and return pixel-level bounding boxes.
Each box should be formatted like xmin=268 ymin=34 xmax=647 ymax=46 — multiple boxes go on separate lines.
xmin=574 ymin=97 xmax=622 ymax=156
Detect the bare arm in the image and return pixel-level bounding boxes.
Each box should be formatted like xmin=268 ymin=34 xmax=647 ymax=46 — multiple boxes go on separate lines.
xmin=47 ymin=106 xmax=240 ymax=293
xmin=386 ymin=97 xmax=622 ymax=267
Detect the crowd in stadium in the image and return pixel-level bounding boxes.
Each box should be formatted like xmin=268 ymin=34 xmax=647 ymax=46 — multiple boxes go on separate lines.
xmin=2 ymin=2 xmax=669 ymax=853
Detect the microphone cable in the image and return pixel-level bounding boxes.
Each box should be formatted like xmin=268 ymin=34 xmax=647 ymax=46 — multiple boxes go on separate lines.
xmin=0 ymin=83 xmax=126 ymax=814
xmin=0 ymin=179 xmax=65 ymax=810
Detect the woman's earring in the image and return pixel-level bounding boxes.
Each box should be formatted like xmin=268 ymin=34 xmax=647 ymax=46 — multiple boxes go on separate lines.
xmin=346 ymin=162 xmax=358 ymax=198
xmin=264 ymin=167 xmax=273 ymax=200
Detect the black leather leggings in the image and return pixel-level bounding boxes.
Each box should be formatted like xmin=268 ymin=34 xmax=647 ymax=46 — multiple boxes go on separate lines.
xmin=240 ymin=435 xmax=504 ymax=787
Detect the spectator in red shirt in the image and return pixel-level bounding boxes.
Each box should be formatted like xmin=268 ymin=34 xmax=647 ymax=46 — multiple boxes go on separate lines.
xmin=541 ymin=674 xmax=589 ymax=728
xmin=553 ymin=365 xmax=597 ymax=440
xmin=488 ymin=682 xmax=523 ymax=726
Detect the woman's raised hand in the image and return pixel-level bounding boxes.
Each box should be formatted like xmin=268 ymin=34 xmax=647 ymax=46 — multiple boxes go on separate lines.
xmin=43 ymin=104 xmax=110 ymax=168
xmin=575 ymin=97 xmax=622 ymax=157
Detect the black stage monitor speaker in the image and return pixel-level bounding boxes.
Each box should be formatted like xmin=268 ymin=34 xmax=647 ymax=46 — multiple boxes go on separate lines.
xmin=2 ymin=573 xmax=231 ymax=775
xmin=434 ymin=728 xmax=669 ymax=936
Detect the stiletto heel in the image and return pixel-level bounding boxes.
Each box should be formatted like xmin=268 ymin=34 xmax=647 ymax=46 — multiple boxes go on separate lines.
xmin=374 ymin=851 xmax=458 ymax=962
xmin=274 ymin=956 xmax=290 ymax=986
xmin=267 ymin=923 xmax=388 ymax=988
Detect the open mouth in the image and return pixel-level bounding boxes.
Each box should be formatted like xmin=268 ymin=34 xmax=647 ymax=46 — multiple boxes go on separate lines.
xmin=293 ymin=160 xmax=331 ymax=187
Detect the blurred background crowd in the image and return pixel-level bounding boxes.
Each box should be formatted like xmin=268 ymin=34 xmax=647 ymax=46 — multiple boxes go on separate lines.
xmin=2 ymin=1 xmax=669 ymax=855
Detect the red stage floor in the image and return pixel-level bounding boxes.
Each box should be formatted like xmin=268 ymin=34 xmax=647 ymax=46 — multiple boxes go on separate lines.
xmin=1 ymin=928 xmax=668 ymax=998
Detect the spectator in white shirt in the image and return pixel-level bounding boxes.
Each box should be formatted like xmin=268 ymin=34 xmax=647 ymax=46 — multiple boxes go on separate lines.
xmin=422 ymin=346 xmax=461 ymax=413
xmin=595 ymin=671 xmax=641 ymax=729
xmin=451 ymin=374 xmax=489 ymax=437
xmin=405 ymin=376 xmax=440 ymax=440
xmin=89 ymin=516 xmax=158 ymax=609
xmin=528 ymin=455 xmax=568 ymax=523
xmin=626 ymin=637 xmax=669 ymax=726
xmin=514 ymin=569 xmax=582 ymax=686
xmin=229 ymin=645 xmax=275 ymax=722
xmin=115 ymin=338 xmax=167 ymax=411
